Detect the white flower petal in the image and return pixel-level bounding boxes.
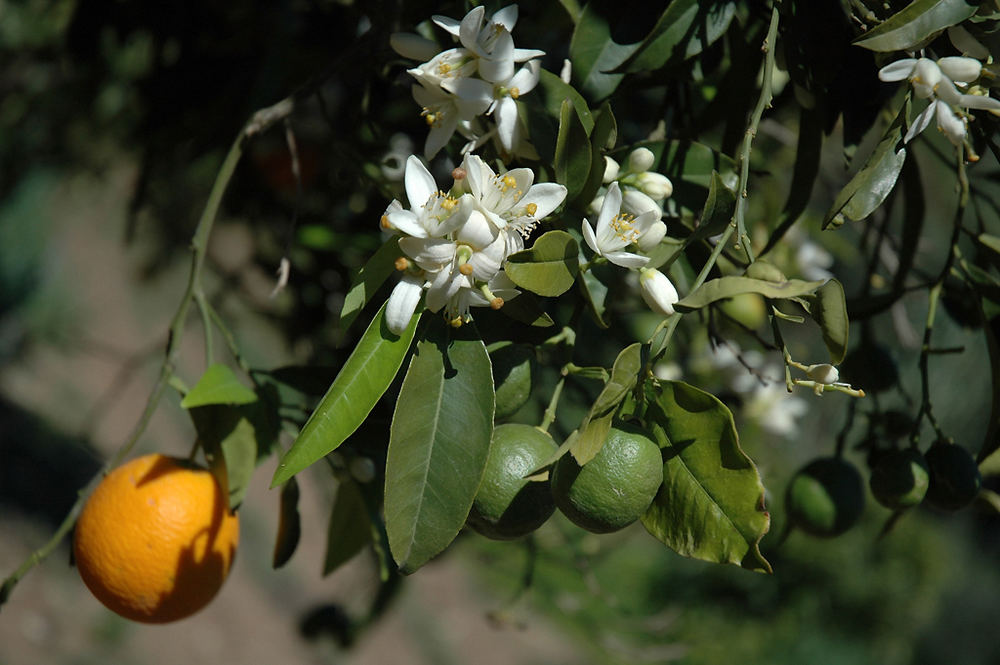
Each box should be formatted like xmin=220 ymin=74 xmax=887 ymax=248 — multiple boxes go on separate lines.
xmin=494 ymin=96 xmax=519 ymax=151
xmin=431 ymin=14 xmax=462 ymax=37
xmin=938 ymin=56 xmax=982 ymax=83
xmin=491 ymin=5 xmax=519 ymax=32
xmin=404 ymin=155 xmax=437 ymax=211
xmin=595 ymin=182 xmax=623 ymax=244
xmin=509 ymin=60 xmax=541 ymax=95
xmin=459 ymin=6 xmax=487 ymax=54
xmin=399 ymin=237 xmax=456 ymax=270
xmin=519 ymin=183 xmax=567 ymax=219
xmin=581 ymin=218 xmax=601 ymax=255
xmin=935 ymin=100 xmax=966 ymax=145
xmin=479 ymin=31 xmax=516 ymax=82
xmin=456 ymin=210 xmax=498 ymax=248
xmin=911 ymin=58 xmax=942 ymax=99
xmin=604 ymin=250 xmax=650 ymax=269
xmin=386 ymin=210 xmax=427 ymax=237
xmin=639 ymin=268 xmax=679 ymax=316
xmin=424 ymin=109 xmax=459 ymax=158
xmin=385 ymin=274 xmax=424 ymax=334
xmin=958 ymin=93 xmax=1000 ymax=111
xmin=878 ymin=59 xmax=917 ymax=82
xmin=905 ymin=102 xmax=937 ymax=143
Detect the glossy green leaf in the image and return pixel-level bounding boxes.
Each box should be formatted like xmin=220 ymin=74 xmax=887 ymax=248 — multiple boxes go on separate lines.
xmin=499 ymin=291 xmax=555 ymax=327
xmin=385 ymin=321 xmax=495 ymax=574
xmin=272 ymin=477 xmax=301 ymax=569
xmin=490 ymin=343 xmax=536 ymax=420
xmin=554 ymin=99 xmax=593 ymax=202
xmin=339 ymin=237 xmax=403 ymax=331
xmin=620 ymin=0 xmax=736 ymax=72
xmin=190 ymin=405 xmax=257 ymax=510
xmin=641 ymin=381 xmax=771 ymax=572
xmin=569 ymin=3 xmax=638 ymax=100
xmin=505 ymin=230 xmax=580 ymax=297
xmin=853 ymin=0 xmax=978 ymax=52
xmin=537 ymin=68 xmax=595 ymax=133
xmin=674 ymin=276 xmax=826 ymax=312
xmin=577 ymin=268 xmax=609 ymax=328
xmin=578 ymin=102 xmax=618 ymax=208
xmin=685 ymin=171 xmax=736 ymax=248
xmin=323 ymin=478 xmax=373 ymax=575
xmin=823 ymin=102 xmax=908 ymax=228
xmin=271 ymin=302 xmax=420 ymax=487
xmin=571 ymin=343 xmax=643 ymax=464
xmin=180 ymin=363 xmax=258 ymax=408
xmin=806 ymin=279 xmax=849 ymax=364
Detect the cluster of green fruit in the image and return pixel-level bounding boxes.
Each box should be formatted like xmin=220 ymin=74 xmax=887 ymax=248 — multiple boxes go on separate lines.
xmin=786 ymin=442 xmax=983 ymax=538
xmin=467 ymin=422 xmax=663 ymax=540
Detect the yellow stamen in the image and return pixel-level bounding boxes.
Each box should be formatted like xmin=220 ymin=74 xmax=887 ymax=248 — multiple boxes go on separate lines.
xmin=449 ymin=316 xmax=464 ymax=328
xmin=490 ymin=297 xmax=504 ymax=310
xmin=380 ymin=215 xmax=392 ymax=230
xmin=394 ymin=257 xmax=410 ymax=271
xmin=441 ymin=196 xmax=458 ymax=211
xmin=524 ymin=202 xmax=538 ymax=216
xmin=502 ymin=175 xmax=517 ymax=191
xmin=459 ymin=264 xmax=474 ymax=276
xmin=438 ymin=62 xmax=452 ymax=75
xmin=510 ymin=87 xmax=520 ymax=99
xmin=611 ymin=212 xmax=639 ymax=244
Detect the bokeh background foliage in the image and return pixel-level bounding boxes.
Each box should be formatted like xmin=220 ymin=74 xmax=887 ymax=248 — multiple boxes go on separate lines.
xmin=4 ymin=0 xmax=1000 ymax=663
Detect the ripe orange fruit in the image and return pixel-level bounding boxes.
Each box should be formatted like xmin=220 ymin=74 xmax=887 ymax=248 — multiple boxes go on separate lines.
xmin=73 ymin=453 xmax=240 ymax=623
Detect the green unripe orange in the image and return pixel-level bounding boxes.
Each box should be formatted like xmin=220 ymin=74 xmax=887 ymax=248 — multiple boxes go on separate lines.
xmin=869 ymin=448 xmax=929 ymax=510
xmin=786 ymin=457 xmax=865 ymax=537
xmin=924 ymin=441 xmax=981 ymax=511
xmin=551 ymin=425 xmax=663 ymax=534
xmin=467 ymin=424 xmax=558 ymax=540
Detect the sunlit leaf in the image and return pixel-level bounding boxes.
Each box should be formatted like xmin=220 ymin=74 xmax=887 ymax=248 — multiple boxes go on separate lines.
xmin=339 ymin=237 xmax=403 ymax=331
xmin=505 ymin=230 xmax=580 ymax=297
xmin=537 ymin=68 xmax=595 ymax=133
xmin=642 ymin=381 xmax=771 ymax=572
xmin=823 ymin=101 xmax=908 ymax=228
xmin=571 ymin=343 xmax=643 ymax=464
xmin=273 ymin=477 xmax=301 ymax=569
xmin=853 ymin=0 xmax=978 ymax=52
xmin=675 ymin=276 xmax=826 ymax=312
xmin=619 ymin=0 xmax=736 ymax=72
xmin=180 ymin=363 xmax=258 ymax=408
xmin=271 ymin=302 xmax=420 ymax=487
xmin=806 ymin=279 xmax=850 ymax=364
xmin=385 ymin=320 xmax=495 ymax=574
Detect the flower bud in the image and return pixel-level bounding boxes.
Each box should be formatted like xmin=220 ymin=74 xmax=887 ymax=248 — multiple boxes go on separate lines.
xmin=621 ymin=189 xmax=662 ymax=218
xmin=627 ymin=147 xmax=655 ymax=174
xmin=806 ymin=364 xmax=839 ymax=384
xmin=911 ymin=58 xmax=943 ymax=99
xmin=637 ymin=221 xmax=667 ymax=252
xmin=937 ymin=56 xmax=982 ymax=84
xmin=636 ymin=172 xmax=673 ymax=200
xmin=639 ymin=268 xmax=679 ymax=316
xmin=602 ymin=156 xmax=620 ymax=183
xmin=588 ymin=194 xmax=605 ymax=217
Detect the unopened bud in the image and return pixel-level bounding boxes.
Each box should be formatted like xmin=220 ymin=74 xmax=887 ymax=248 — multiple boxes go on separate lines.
xmin=806 ymin=364 xmax=840 ymax=384
xmin=639 ymin=268 xmax=679 ymax=316
xmin=636 ymin=172 xmax=673 ymax=200
xmin=627 ymin=147 xmax=656 ymax=174
xmin=637 ymin=221 xmax=667 ymax=252
xmin=602 ymin=156 xmax=620 ymax=184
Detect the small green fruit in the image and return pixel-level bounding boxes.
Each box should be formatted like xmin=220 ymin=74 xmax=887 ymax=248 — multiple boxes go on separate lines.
xmin=551 ymin=425 xmax=663 ymax=534
xmin=869 ymin=448 xmax=929 ymax=510
xmin=786 ymin=457 xmax=865 ymax=537
xmin=924 ymin=442 xmax=981 ymax=511
xmin=468 ymin=424 xmax=557 ymax=540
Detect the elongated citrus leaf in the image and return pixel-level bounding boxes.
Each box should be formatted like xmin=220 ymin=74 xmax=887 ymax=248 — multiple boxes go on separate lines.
xmin=180 ymin=363 xmax=257 ymax=408
xmin=978 ymin=233 xmax=1000 ymax=257
xmin=190 ymin=405 xmax=257 ymax=510
xmin=537 ymin=68 xmax=595 ymax=133
xmin=505 ymin=230 xmax=580 ymax=297
xmin=578 ymin=102 xmax=618 ymax=207
xmin=569 ymin=3 xmax=638 ymax=100
xmin=272 ymin=477 xmax=301 ymax=569
xmin=554 ymin=99 xmax=593 ymax=202
xmin=339 ymin=237 xmax=403 ymax=331
xmin=853 ymin=0 xmax=978 ymax=52
xmin=385 ymin=321 xmax=495 ymax=574
xmin=642 ymin=381 xmax=771 ymax=572
xmin=823 ymin=102 xmax=908 ymax=228
xmin=686 ymin=171 xmax=736 ymax=247
xmin=271 ymin=302 xmax=420 ymax=487
xmin=323 ymin=478 xmax=373 ymax=575
xmin=674 ymin=276 xmax=826 ymax=312
xmin=619 ymin=0 xmax=736 ymax=72
xmin=571 ymin=343 xmax=643 ymax=464
xmin=806 ymin=279 xmax=849 ymax=364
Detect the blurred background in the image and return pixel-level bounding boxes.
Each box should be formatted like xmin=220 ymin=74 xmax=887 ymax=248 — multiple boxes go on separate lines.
xmin=3 ymin=0 xmax=1000 ymax=663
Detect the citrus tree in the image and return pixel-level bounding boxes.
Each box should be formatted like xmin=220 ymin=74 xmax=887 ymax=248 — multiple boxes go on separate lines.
xmin=4 ymin=0 xmax=1000 ymax=636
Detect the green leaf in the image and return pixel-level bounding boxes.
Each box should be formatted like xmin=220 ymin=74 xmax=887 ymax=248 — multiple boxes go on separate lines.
xmin=537 ymin=69 xmax=595 ymax=133
xmin=685 ymin=171 xmax=736 ymax=248
xmin=571 ymin=343 xmax=643 ymax=464
xmin=569 ymin=4 xmax=639 ymax=100
xmin=271 ymin=302 xmax=420 ymax=487
xmin=823 ymin=102 xmax=908 ymax=228
xmin=853 ymin=0 xmax=978 ymax=52
xmin=641 ymin=381 xmax=771 ymax=572
xmin=978 ymin=234 xmax=1000 ymax=257
xmin=180 ymin=363 xmax=258 ymax=408
xmin=491 ymin=343 xmax=536 ymax=420
xmin=499 ymin=291 xmax=555 ymax=327
xmin=674 ymin=276 xmax=826 ymax=312
xmin=190 ymin=405 xmax=257 ymax=510
xmin=578 ymin=102 xmax=618 ymax=208
xmin=505 ymin=230 xmax=580 ymax=297
xmin=554 ymin=99 xmax=593 ymax=203
xmin=339 ymin=237 xmax=403 ymax=331
xmin=577 ymin=268 xmax=609 ymax=328
xmin=272 ymin=477 xmax=301 ymax=569
xmin=620 ymin=0 xmax=736 ymax=72
xmin=384 ymin=320 xmax=495 ymax=574
xmin=806 ymin=279 xmax=850 ymax=364
xmin=323 ymin=478 xmax=373 ymax=575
